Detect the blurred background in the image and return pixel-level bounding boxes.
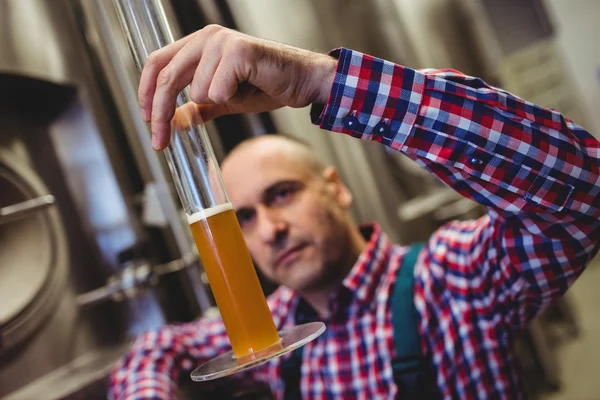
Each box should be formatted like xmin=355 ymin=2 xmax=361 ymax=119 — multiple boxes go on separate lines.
xmin=0 ymin=0 xmax=598 ymax=399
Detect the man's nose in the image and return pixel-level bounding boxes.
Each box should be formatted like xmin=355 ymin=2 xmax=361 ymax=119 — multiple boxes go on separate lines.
xmin=256 ymin=206 xmax=288 ymax=245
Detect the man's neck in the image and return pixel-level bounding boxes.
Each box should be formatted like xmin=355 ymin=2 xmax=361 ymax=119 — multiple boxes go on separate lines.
xmin=299 ymin=225 xmax=367 ymax=318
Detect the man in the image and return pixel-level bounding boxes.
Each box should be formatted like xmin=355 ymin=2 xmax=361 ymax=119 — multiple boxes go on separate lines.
xmin=109 ymin=25 xmax=600 ymax=399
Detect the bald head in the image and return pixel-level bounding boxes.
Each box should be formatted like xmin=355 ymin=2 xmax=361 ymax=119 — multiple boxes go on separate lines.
xmin=219 ymin=134 xmax=358 ymax=294
xmin=223 ymin=135 xmax=327 ymax=177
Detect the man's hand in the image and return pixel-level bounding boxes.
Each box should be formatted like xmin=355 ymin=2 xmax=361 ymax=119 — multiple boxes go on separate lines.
xmin=138 ymin=24 xmax=337 ymax=150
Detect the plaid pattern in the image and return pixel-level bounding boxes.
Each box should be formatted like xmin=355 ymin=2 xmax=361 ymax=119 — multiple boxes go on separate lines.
xmin=314 ymin=48 xmax=600 ymax=398
xmin=109 ymin=48 xmax=600 ymax=399
xmin=109 ymin=225 xmax=405 ymax=399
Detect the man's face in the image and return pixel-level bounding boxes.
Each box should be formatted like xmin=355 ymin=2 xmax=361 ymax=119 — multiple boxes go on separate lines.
xmin=221 ymin=139 xmax=353 ymax=293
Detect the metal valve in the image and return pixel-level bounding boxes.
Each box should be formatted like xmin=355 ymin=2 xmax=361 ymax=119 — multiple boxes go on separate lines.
xmin=76 ymin=248 xmax=198 ymax=306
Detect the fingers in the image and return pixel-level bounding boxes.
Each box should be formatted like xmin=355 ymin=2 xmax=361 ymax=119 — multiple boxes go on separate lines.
xmin=139 ymin=33 xmax=194 ymax=121
xmin=188 ymin=37 xmax=223 ymax=104
xmin=141 ymin=25 xmax=294 ymax=151
xmin=207 ymin=57 xmax=241 ymax=104
xmin=149 ymin=25 xmax=237 ymax=147
xmin=150 ymin=29 xmax=225 ymax=145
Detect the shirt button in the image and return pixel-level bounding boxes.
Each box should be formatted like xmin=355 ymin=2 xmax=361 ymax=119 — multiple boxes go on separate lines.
xmin=343 ymin=115 xmax=360 ymax=130
xmin=374 ymin=121 xmax=390 ymax=136
xmin=468 ymin=156 xmax=484 ymax=166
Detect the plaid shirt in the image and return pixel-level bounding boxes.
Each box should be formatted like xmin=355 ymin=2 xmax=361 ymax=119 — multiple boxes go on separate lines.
xmin=109 ymin=48 xmax=600 ymax=400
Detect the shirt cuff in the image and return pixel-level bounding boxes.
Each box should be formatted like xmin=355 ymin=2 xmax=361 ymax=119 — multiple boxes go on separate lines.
xmin=311 ymin=48 xmax=426 ymax=150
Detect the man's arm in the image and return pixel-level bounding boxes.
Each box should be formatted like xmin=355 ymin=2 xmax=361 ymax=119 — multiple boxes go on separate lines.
xmin=312 ymin=48 xmax=600 ymax=327
xmin=108 ymin=315 xmax=230 ymax=400
xmin=137 ymin=24 xmax=599 ymax=323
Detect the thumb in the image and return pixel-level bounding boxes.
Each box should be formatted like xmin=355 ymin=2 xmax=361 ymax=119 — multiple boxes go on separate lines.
xmin=154 ymin=103 xmax=233 ymax=150
xmin=171 ymin=102 xmax=231 ymax=130
xmin=192 ymin=103 xmax=237 ymax=122
xmin=172 ymin=92 xmax=283 ymax=128
xmin=153 ymin=102 xmax=220 ymax=150
xmin=159 ymin=93 xmax=283 ymax=150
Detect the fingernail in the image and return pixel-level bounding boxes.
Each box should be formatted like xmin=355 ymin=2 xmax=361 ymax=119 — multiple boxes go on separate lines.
xmin=151 ymin=134 xmax=159 ymax=150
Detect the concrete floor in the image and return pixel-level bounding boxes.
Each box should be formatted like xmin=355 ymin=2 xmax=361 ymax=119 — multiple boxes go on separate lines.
xmin=539 ymin=256 xmax=600 ymax=400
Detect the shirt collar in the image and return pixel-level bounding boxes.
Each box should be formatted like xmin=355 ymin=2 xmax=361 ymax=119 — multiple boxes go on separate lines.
xmin=341 ymin=223 xmax=392 ymax=305
xmin=287 ymin=223 xmax=392 ymax=325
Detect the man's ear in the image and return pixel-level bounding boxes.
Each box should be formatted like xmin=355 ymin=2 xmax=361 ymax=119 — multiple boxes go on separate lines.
xmin=322 ymin=166 xmax=353 ymax=209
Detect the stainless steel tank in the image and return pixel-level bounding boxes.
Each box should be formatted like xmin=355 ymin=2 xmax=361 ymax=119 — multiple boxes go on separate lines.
xmin=0 ymin=0 xmax=215 ymax=398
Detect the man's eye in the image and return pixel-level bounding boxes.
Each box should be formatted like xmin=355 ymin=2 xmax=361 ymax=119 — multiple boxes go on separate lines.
xmin=236 ymin=210 xmax=255 ymax=227
xmin=272 ymin=187 xmax=295 ymax=205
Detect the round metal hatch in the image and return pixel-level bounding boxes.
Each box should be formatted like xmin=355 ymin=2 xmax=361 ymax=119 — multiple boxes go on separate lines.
xmin=0 ymin=149 xmax=68 ymax=351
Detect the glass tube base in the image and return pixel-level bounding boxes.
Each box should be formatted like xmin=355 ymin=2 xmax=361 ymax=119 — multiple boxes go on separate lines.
xmin=190 ymin=322 xmax=326 ymax=382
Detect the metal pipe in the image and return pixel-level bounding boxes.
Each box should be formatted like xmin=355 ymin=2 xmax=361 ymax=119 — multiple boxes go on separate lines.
xmin=0 ymin=194 xmax=55 ymax=225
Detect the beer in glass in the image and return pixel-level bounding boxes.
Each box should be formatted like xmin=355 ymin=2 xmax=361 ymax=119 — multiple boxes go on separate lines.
xmin=188 ymin=203 xmax=280 ymax=357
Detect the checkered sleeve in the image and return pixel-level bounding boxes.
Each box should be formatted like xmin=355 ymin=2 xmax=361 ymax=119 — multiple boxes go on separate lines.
xmin=107 ymin=315 xmax=231 ymax=400
xmin=312 ymin=48 xmax=600 ymax=328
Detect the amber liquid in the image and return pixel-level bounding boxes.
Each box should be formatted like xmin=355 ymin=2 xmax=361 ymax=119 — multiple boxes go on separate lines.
xmin=188 ymin=204 xmax=280 ymax=357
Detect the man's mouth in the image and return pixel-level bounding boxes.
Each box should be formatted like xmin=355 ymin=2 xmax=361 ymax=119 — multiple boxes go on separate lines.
xmin=275 ymin=243 xmax=308 ymax=268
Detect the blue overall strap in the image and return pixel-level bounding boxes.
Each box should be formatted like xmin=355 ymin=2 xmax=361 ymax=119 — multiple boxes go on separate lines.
xmin=391 ymin=243 xmax=429 ymax=399
xmin=282 ymin=243 xmax=429 ymax=399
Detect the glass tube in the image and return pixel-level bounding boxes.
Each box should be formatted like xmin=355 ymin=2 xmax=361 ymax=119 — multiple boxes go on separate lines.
xmin=112 ymin=0 xmax=280 ymax=357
